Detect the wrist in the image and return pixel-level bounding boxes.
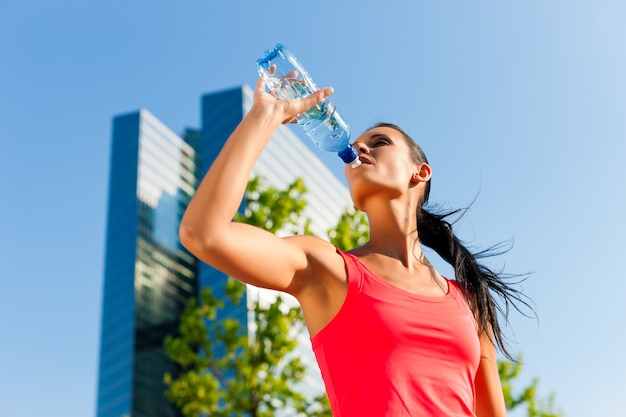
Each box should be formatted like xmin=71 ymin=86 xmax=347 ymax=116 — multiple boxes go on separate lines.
xmin=246 ymin=104 xmax=283 ymax=131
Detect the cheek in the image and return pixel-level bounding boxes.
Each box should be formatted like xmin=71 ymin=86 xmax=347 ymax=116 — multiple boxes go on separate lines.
xmin=382 ymin=163 xmax=411 ymax=185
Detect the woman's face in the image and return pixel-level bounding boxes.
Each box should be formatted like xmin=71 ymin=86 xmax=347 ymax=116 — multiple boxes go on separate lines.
xmin=345 ymin=126 xmax=428 ymax=210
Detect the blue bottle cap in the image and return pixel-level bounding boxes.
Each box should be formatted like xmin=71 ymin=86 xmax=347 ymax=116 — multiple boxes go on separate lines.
xmin=339 ymin=146 xmax=361 ymax=168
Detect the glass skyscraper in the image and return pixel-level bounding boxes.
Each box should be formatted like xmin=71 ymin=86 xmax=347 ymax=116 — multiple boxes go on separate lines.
xmin=97 ymin=85 xmax=352 ymax=417
xmin=97 ymin=109 xmax=199 ymax=417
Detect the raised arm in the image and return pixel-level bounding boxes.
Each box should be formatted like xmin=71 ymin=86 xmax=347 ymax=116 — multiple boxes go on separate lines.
xmin=179 ymin=79 xmax=335 ymax=295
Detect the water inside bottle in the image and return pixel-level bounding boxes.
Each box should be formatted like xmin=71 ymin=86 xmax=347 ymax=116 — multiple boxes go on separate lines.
xmin=264 ymin=77 xmax=349 ymax=152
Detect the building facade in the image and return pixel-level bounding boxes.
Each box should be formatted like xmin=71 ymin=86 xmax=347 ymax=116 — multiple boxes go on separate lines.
xmin=97 ymin=109 xmax=199 ymax=417
xmin=96 ymin=85 xmax=352 ymax=416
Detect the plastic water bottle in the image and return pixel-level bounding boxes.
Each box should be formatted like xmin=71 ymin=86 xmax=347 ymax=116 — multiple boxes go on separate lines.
xmin=256 ymin=44 xmax=361 ymax=168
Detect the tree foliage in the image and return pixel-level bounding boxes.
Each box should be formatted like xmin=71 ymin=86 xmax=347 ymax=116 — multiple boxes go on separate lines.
xmin=327 ymin=208 xmax=369 ymax=250
xmin=499 ymin=358 xmax=562 ymax=417
xmin=237 ymin=176 xmax=313 ymax=236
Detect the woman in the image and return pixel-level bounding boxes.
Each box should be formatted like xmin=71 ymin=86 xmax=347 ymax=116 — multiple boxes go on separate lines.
xmin=179 ymin=79 xmax=521 ymax=416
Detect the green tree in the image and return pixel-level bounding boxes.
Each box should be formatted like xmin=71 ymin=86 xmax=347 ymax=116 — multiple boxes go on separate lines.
xmin=327 ymin=208 xmax=369 ymax=250
xmin=499 ymin=358 xmax=562 ymax=417
xmin=164 ymin=176 xmax=329 ymax=417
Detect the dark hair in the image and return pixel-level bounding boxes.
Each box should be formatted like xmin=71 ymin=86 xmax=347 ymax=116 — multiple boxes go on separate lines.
xmin=371 ymin=122 xmax=534 ymax=361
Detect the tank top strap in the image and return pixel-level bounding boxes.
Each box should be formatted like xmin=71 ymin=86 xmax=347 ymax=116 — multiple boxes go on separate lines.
xmin=335 ymin=247 xmax=364 ymax=293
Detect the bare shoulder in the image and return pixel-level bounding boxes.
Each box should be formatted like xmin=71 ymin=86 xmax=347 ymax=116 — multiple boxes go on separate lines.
xmin=285 ymin=235 xmax=347 ymax=288
xmin=285 ymin=235 xmax=349 ymax=337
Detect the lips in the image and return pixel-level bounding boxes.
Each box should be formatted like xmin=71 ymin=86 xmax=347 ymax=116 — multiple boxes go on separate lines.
xmin=358 ymin=155 xmax=373 ymax=165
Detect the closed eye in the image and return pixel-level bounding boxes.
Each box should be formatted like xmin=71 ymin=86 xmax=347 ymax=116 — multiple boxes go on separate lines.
xmin=369 ymin=133 xmax=392 ymax=147
xmin=352 ymin=134 xmax=392 ymax=150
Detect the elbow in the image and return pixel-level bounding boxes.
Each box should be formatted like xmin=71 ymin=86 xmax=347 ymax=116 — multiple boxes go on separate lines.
xmin=178 ymin=222 xmax=197 ymax=253
xmin=178 ymin=221 xmax=217 ymax=256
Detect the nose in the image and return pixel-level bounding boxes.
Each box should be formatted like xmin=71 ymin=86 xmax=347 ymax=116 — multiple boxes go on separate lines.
xmin=353 ymin=142 xmax=370 ymax=154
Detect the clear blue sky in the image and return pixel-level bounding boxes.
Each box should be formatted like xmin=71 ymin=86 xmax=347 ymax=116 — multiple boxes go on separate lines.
xmin=1 ymin=1 xmax=624 ymax=416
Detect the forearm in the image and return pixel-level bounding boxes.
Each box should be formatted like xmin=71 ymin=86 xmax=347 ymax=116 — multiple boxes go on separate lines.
xmin=179 ymin=79 xmax=333 ymax=273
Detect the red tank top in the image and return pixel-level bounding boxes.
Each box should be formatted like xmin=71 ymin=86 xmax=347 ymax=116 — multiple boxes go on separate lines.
xmin=311 ymin=250 xmax=480 ymax=417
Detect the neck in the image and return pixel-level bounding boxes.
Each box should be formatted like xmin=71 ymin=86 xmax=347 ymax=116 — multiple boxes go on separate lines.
xmin=362 ymin=197 xmax=424 ymax=268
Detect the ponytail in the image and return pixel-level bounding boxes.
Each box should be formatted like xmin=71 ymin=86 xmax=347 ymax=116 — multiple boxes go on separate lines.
xmin=418 ymin=207 xmax=533 ymax=361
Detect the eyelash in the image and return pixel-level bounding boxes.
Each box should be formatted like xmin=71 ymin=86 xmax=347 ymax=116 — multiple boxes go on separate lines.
xmin=351 ymin=139 xmax=390 ymax=148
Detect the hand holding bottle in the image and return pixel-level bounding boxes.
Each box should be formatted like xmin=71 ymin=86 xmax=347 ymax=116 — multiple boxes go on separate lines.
xmin=257 ymin=44 xmax=360 ymax=167
xmin=252 ymin=77 xmax=334 ymax=126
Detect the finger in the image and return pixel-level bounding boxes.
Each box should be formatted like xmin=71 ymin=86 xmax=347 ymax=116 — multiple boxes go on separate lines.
xmin=319 ymin=86 xmax=334 ymax=99
xmin=283 ymin=87 xmax=331 ymax=121
xmin=304 ymin=86 xmax=334 ymax=106
xmin=290 ymin=86 xmax=331 ymax=112
xmin=254 ymin=78 xmax=266 ymax=94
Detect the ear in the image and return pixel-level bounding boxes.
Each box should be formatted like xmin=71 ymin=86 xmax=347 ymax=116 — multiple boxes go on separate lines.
xmin=411 ymin=163 xmax=432 ymax=184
